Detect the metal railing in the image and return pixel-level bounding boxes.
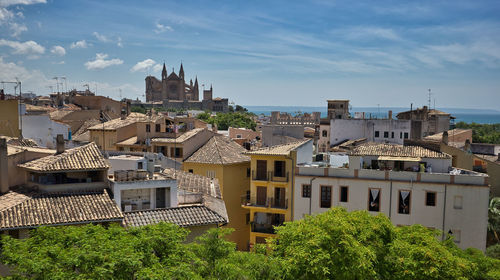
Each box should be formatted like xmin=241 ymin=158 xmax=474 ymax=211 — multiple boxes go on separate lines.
xmin=270 ymin=171 xmax=289 ymax=183
xmin=250 ymin=222 xmax=276 ymax=234
xmin=241 ymin=196 xmax=288 ymax=210
xmin=252 ymin=170 xmax=270 ymax=181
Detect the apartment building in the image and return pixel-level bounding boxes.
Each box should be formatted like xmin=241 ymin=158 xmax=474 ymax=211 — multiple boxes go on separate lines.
xmin=330 ymin=118 xmax=412 ymax=146
xmin=183 ymin=135 xmax=251 ymax=250
xmin=242 ymin=139 xmax=312 ymax=247
xmin=294 ymin=143 xmax=489 ymax=251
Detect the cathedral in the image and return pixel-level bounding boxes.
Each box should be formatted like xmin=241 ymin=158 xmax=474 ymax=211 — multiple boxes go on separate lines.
xmin=145 ymin=63 xmax=199 ymax=102
xmin=145 ymin=62 xmax=228 ymax=112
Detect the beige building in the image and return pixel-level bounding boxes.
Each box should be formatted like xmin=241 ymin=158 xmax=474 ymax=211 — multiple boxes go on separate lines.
xmin=18 ymin=142 xmax=109 ymax=192
xmin=317 ymin=118 xmax=330 ymax=153
xmin=183 ymin=135 xmax=251 ymax=250
xmin=327 ymin=100 xmax=350 ymax=120
xmin=151 ymin=128 xmax=214 ymax=161
xmin=0 ymin=99 xmax=21 ymax=137
xmin=397 ymin=106 xmax=453 ymax=138
xmin=295 ymin=143 xmax=489 ymax=251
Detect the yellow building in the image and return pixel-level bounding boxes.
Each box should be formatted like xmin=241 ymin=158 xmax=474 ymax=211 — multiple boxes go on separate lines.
xmin=183 ymin=135 xmax=251 ymax=250
xmin=0 ymin=99 xmax=21 ymax=137
xmin=242 ymin=140 xmax=312 ymax=246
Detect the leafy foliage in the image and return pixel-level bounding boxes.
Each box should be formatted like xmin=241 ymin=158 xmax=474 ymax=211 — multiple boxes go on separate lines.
xmin=197 ymin=111 xmax=256 ymax=130
xmin=1 ymin=209 xmax=499 ymax=280
xmin=455 ymin=122 xmax=500 ymax=144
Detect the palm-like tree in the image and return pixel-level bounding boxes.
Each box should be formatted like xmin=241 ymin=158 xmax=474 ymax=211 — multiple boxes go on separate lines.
xmin=488 ymin=197 xmax=500 ymax=243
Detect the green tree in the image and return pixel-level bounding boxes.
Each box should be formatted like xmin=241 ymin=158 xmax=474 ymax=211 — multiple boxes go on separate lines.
xmin=455 ymin=122 xmax=500 ymax=144
xmin=489 ymin=197 xmax=500 ymax=244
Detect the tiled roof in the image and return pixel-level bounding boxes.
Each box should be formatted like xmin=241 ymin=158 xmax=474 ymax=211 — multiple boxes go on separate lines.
xmin=115 ymin=136 xmax=139 ymax=146
xmin=18 ymin=142 xmax=109 ymax=172
xmin=163 ymin=168 xmax=221 ymax=198
xmin=185 ymin=135 xmax=250 ymax=165
xmin=151 ymin=128 xmax=206 ymax=144
xmin=350 ymin=143 xmax=450 ymax=159
xmin=123 ymin=205 xmax=226 ymax=228
xmin=245 ymin=139 xmax=311 ymax=156
xmin=0 ymin=190 xmax=123 ymax=230
xmin=87 ymin=113 xmax=155 ymax=131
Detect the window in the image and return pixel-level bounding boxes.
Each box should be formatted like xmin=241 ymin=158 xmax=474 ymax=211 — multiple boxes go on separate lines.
xmin=274 ymin=160 xmax=286 ymax=177
xmin=391 ymin=132 xmax=394 ymax=138
xmin=302 ymin=184 xmax=311 ymax=198
xmin=246 ymin=168 xmax=250 ymax=177
xmin=398 ymin=190 xmax=411 ymax=214
xmin=426 ymin=192 xmax=436 ymax=206
xmin=404 ymin=132 xmax=409 ymax=139
xmin=236 ymin=134 xmax=242 ymax=138
xmin=188 ymin=169 xmax=193 ymax=173
xmin=322 ymin=130 xmax=328 ymax=137
xmin=454 ymin=195 xmax=463 ymax=209
xmin=384 ymin=131 xmax=389 ymax=138
xmin=207 ymin=170 xmax=216 ymax=178
xmin=246 ymin=213 xmax=250 ymax=224
xmin=368 ymin=188 xmax=380 ymax=212
xmin=320 ymin=186 xmax=332 ymax=208
xmin=138 ymin=162 xmax=143 ymax=170
xmin=400 ymin=132 xmax=403 ymax=139
xmin=375 ymin=131 xmax=380 ymax=138
xmin=146 ymin=124 xmax=150 ymax=133
xmin=155 ymin=124 xmax=161 ymax=132
xmin=340 ymin=186 xmax=348 ymax=202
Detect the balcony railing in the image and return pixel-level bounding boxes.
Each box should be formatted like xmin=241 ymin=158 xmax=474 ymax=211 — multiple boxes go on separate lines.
xmin=270 ymin=171 xmax=289 ymax=183
xmin=252 ymin=170 xmax=270 ymax=181
xmin=251 ymin=222 xmax=278 ymax=234
xmin=241 ymin=196 xmax=288 ymax=210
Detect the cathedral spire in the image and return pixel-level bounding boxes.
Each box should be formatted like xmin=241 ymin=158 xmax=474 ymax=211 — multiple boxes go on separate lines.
xmin=179 ymin=62 xmax=184 ymax=80
xmin=162 ymin=63 xmax=167 ymax=80
xmin=194 ymin=76 xmax=198 ymax=88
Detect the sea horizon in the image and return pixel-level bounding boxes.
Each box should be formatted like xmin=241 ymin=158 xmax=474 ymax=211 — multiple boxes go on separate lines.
xmin=244 ymin=105 xmax=500 ymax=124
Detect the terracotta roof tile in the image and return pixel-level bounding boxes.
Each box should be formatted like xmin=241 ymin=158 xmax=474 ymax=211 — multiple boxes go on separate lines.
xmin=123 ymin=205 xmax=226 ymax=227
xmin=18 ymin=142 xmax=109 ymax=172
xmin=163 ymin=168 xmax=221 ymax=198
xmin=151 ymin=128 xmax=206 ymax=144
xmin=351 ymin=143 xmax=450 ymax=159
xmin=245 ymin=139 xmax=311 ymax=156
xmin=0 ymin=190 xmax=123 ymax=230
xmin=185 ymin=135 xmax=250 ymax=165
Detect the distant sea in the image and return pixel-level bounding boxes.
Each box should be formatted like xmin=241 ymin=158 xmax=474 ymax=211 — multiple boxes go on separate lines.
xmin=245 ymin=106 xmax=500 ymax=124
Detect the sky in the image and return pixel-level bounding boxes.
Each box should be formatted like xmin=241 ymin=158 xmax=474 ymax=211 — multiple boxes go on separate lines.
xmin=0 ymin=0 xmax=499 ymax=110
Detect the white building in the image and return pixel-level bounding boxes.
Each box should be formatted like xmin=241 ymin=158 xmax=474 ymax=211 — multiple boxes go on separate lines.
xmin=294 ymin=143 xmax=489 ymax=251
xmin=107 ymin=154 xmax=148 ymax=175
xmin=109 ymin=170 xmax=178 ymax=212
xmin=330 ymin=118 xmax=411 ymax=146
xmin=22 ymin=114 xmax=70 ymax=148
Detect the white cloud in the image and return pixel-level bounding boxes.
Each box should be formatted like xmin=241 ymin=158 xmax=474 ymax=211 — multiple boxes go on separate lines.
xmin=0 ymin=56 xmax=50 ymax=94
xmin=70 ymin=40 xmax=89 ymax=49
xmin=9 ymin=22 xmax=27 ymax=36
xmin=154 ymin=23 xmax=173 ymax=34
xmin=84 ymin=53 xmax=123 ymax=70
xmin=0 ymin=0 xmax=46 ymax=7
xmin=153 ymin=63 xmax=163 ymax=72
xmin=0 ymin=7 xmax=27 ymax=36
xmin=0 ymin=39 xmax=45 ymax=55
xmin=117 ymin=36 xmax=123 ymax=47
xmin=52 ymin=60 xmax=65 ymax=65
xmin=93 ymin=31 xmax=110 ymax=42
xmin=334 ymin=26 xmax=401 ymax=41
xmin=130 ymin=58 xmax=156 ymax=72
xmin=50 ymin=45 xmax=65 ymax=56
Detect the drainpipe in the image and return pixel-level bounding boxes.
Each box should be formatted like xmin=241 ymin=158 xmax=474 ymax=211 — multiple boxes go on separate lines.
xmin=388 ymin=181 xmax=393 ymax=219
xmin=441 ymin=184 xmax=448 ymax=241
xmin=309 ymin=177 xmax=318 ymax=215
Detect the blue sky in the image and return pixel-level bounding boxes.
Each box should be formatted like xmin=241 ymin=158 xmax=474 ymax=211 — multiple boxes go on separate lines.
xmin=0 ymin=0 xmax=500 ymax=109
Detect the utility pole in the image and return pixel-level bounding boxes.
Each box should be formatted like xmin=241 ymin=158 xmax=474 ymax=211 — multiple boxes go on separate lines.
xmin=428 ymin=89 xmax=432 ymax=109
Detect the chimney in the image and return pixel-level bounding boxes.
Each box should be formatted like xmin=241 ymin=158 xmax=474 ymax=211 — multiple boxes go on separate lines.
xmin=464 ymin=139 xmax=471 ymax=153
xmin=442 ymin=131 xmax=449 ymax=145
xmin=120 ymin=108 xmax=126 ymax=120
xmin=388 ymin=110 xmax=392 ymax=120
xmin=0 ymin=138 xmax=9 ymax=194
xmin=56 ymin=134 xmax=65 ymax=154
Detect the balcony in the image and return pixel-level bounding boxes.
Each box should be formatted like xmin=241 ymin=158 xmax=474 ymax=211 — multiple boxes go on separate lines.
xmin=270 ymin=171 xmax=289 ymax=183
xmin=251 ymin=222 xmax=277 ymax=234
xmin=252 ymin=170 xmax=270 ymax=181
xmin=241 ymin=196 xmax=288 ymax=211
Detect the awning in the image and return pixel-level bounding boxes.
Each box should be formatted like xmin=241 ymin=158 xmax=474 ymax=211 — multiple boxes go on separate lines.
xmin=378 ymin=156 xmax=421 ymax=162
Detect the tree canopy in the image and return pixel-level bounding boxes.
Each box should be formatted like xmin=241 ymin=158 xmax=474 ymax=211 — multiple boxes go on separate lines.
xmin=455 ymin=122 xmax=500 ymax=144
xmin=1 ymin=208 xmax=499 ymax=279
xmin=197 ymin=111 xmax=256 ymax=130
